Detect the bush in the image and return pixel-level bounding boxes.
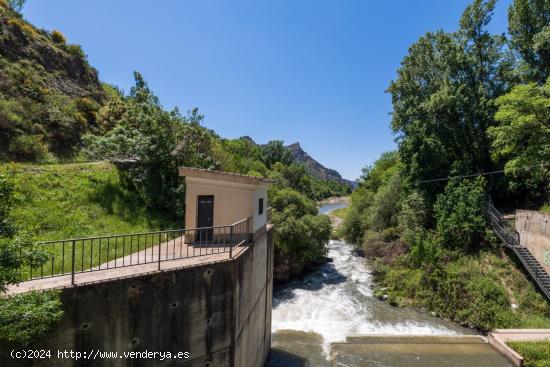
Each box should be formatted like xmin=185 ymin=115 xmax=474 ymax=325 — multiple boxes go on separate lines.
xmin=434 ymin=177 xmax=487 ymax=251
xmin=270 ymin=187 xmax=317 ymax=217
xmin=66 ymin=44 xmax=86 ymax=59
xmin=270 ymin=187 xmax=331 ymax=264
xmin=0 ymin=291 xmax=63 ymax=345
xmin=463 ymin=277 xmax=514 ymax=330
xmin=0 ymin=174 xmax=63 ymax=345
xmin=50 ymin=30 xmax=66 ymax=45
xmin=397 ymin=191 xmax=427 ymax=244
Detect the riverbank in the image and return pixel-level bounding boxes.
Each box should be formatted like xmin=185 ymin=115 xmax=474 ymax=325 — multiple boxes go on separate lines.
xmin=371 ymin=247 xmax=550 ymax=333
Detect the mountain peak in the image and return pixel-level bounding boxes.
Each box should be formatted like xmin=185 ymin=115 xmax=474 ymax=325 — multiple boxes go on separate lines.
xmin=285 ymin=142 xmax=353 ymax=187
xmin=287 ymin=142 xmax=302 ymax=149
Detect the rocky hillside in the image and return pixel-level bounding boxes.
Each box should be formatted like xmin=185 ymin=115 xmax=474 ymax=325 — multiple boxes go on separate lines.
xmin=286 ymin=142 xmax=354 ymax=187
xmin=0 ymin=2 xmax=105 ymax=161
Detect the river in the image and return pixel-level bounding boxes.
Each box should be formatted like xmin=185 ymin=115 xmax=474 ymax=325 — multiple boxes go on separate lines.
xmin=265 ymin=201 xmax=473 ymax=366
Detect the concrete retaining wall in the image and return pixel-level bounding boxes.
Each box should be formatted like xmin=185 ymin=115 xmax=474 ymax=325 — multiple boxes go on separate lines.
xmin=0 ymin=228 xmax=273 ymax=367
xmin=515 ymin=210 xmax=550 ymax=274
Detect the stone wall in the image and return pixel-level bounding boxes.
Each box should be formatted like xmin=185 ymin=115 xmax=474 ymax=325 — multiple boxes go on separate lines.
xmin=0 ymin=228 xmax=273 ymax=367
xmin=516 ymin=210 xmax=550 ymax=274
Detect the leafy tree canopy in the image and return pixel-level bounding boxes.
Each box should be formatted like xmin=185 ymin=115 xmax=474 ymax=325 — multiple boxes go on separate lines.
xmin=508 ymin=0 xmax=550 ymax=83
xmin=489 ymin=77 xmax=550 ymax=202
xmin=388 ymin=0 xmax=511 ymax=203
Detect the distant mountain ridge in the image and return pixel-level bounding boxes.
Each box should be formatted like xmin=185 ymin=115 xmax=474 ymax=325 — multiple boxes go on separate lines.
xmin=239 ymin=136 xmax=353 ymax=187
xmin=285 ymin=142 xmax=354 ymax=187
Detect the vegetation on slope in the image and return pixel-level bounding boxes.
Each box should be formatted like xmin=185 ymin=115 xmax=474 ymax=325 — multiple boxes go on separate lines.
xmin=0 ymin=173 xmax=63 ymax=345
xmin=341 ymin=0 xmax=550 ymax=333
xmin=0 ymin=162 xmax=176 ymax=240
xmin=507 ymin=340 xmax=550 ymax=367
xmin=0 ymin=1 xmax=105 ymax=162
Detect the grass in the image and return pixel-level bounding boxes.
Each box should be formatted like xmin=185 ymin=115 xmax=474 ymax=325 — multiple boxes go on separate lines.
xmin=507 ymin=340 xmax=550 ymax=367
xmin=540 ymin=204 xmax=550 ymax=214
xmin=1 ymin=162 xmax=180 ymax=277
xmin=331 ymin=206 xmax=349 ymax=219
xmin=1 ymin=162 xmax=177 ymax=240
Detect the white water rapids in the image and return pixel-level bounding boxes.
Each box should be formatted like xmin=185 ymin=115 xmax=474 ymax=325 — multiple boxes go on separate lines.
xmin=269 ymin=203 xmax=472 ymax=363
xmin=272 ymin=239 xmax=469 ymax=354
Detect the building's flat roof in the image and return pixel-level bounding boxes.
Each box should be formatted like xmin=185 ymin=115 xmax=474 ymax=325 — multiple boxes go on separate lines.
xmin=179 ymin=167 xmax=273 ymax=186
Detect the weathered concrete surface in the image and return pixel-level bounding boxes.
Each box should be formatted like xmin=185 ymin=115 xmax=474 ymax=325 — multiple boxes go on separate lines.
xmin=516 ymin=210 xmax=550 ymax=273
xmin=331 ymin=335 xmax=514 ymax=367
xmin=489 ymin=329 xmax=550 ymax=367
xmin=0 ymin=228 xmax=273 ymax=367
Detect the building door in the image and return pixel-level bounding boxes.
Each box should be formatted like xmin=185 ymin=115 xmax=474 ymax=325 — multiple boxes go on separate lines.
xmin=197 ymin=195 xmax=214 ymax=242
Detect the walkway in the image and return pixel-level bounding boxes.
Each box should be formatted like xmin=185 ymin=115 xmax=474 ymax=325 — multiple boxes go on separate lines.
xmin=7 ymin=239 xmax=248 ymax=295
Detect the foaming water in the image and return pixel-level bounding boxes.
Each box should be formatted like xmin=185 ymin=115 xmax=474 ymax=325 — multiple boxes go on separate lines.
xmin=271 ymin=239 xmax=473 ymax=358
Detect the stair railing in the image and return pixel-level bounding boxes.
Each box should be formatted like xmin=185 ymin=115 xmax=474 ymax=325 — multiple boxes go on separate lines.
xmin=487 ymin=197 xmax=550 ymax=301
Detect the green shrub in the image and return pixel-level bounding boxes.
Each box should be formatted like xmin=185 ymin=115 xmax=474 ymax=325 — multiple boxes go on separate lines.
xmin=463 ymin=277 xmax=514 ymax=330
xmin=397 ymin=190 xmax=427 ymax=244
xmin=66 ymin=44 xmax=86 ymax=59
xmin=270 ymin=187 xmax=331 ymax=263
xmin=0 ymin=291 xmax=63 ymax=345
xmin=270 ymin=187 xmax=317 ymax=217
xmin=50 ymin=30 xmax=66 ymax=45
xmin=8 ymin=134 xmax=48 ymax=162
xmin=434 ymin=177 xmax=487 ymax=251
xmin=0 ymin=174 xmax=63 ymax=344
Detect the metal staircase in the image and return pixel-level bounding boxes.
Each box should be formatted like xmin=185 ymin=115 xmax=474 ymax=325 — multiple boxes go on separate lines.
xmin=487 ymin=200 xmax=550 ymax=301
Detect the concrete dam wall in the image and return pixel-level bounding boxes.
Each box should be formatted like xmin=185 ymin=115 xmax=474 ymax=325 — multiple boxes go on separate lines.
xmin=1 ymin=227 xmax=273 ymax=367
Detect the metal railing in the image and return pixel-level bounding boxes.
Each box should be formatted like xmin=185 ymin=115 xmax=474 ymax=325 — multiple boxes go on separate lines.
xmin=486 ymin=199 xmax=550 ymax=301
xmin=21 ymin=217 xmax=252 ymax=284
xmin=486 ymin=199 xmax=519 ymax=247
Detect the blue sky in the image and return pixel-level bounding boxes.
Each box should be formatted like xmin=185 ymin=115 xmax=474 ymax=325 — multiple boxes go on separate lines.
xmin=23 ymin=0 xmax=512 ymax=180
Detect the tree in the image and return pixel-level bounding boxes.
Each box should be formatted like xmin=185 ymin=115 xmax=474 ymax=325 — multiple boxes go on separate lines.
xmin=508 ymin=0 xmax=550 ymax=83
xmin=7 ymin=0 xmax=26 ymax=12
xmin=85 ymin=72 xmax=219 ymax=220
xmin=434 ymin=177 xmax=488 ymax=252
xmin=270 ymin=187 xmax=331 ymax=263
xmin=260 ymin=140 xmax=293 ymax=169
xmin=488 ymin=78 xmax=550 ymax=203
xmin=388 ymin=0 xmax=510 ymax=203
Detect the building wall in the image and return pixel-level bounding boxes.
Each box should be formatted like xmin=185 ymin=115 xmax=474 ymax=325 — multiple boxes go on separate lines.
xmin=516 ymin=210 xmax=550 ymax=274
xmin=252 ymin=185 xmax=269 ymax=232
xmin=185 ymin=177 xmax=255 ymax=229
xmin=0 ymin=229 xmax=274 ymax=367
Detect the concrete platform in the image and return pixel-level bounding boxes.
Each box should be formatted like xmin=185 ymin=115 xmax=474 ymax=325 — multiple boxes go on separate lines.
xmin=488 ymin=329 xmax=550 ymax=367
xmin=331 ymin=335 xmax=515 ymax=367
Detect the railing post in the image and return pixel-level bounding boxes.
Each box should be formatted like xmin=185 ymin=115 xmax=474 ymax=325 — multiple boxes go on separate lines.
xmin=229 ymin=225 xmax=234 ymax=259
xmin=158 ymin=232 xmax=162 ymax=270
xmin=71 ymin=240 xmax=76 ymax=285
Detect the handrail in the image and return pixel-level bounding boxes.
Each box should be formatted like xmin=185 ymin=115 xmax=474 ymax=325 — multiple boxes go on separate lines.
xmin=22 ymin=217 xmax=253 ymax=285
xmin=37 ymin=222 xmax=247 ymax=244
xmin=487 ymin=199 xmax=550 ymax=301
